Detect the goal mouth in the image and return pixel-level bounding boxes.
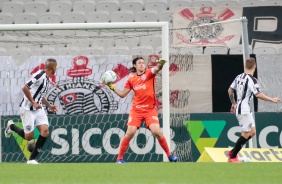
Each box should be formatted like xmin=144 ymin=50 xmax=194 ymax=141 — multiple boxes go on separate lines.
xmin=0 ymin=22 xmax=193 ymax=163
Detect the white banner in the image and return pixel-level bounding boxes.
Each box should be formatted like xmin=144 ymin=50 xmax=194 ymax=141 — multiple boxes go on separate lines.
xmin=172 ymin=7 xmax=243 ymax=47
xmin=256 ymin=55 xmax=282 ymax=112
xmin=0 ymin=54 xmax=212 ymax=115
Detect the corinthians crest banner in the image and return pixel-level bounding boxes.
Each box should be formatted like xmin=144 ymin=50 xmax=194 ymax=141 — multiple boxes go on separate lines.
xmin=172 ymin=7 xmax=243 ymax=47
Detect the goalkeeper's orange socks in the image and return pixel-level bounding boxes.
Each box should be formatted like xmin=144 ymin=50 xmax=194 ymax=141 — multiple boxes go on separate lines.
xmin=117 ymin=136 xmax=130 ymax=160
xmin=158 ymin=136 xmax=171 ymax=157
xmin=29 ymin=135 xmax=47 ymax=160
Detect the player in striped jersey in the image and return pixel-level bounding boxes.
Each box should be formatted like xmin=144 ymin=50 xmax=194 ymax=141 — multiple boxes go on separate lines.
xmin=5 ymin=58 xmax=58 ymax=164
xmin=104 ymin=57 xmax=178 ymax=163
xmin=227 ymin=58 xmax=280 ymax=162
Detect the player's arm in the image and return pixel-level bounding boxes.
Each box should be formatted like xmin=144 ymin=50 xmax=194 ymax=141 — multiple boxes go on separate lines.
xmin=102 ymin=81 xmax=131 ymax=98
xmin=42 ymin=97 xmax=58 ymax=113
xmin=112 ymin=88 xmax=131 ymax=98
xmin=153 ymin=58 xmax=167 ymax=74
xmin=22 ymin=85 xmax=42 ymax=109
xmin=255 ymin=93 xmax=280 ymax=103
xmin=228 ymin=87 xmax=237 ymax=113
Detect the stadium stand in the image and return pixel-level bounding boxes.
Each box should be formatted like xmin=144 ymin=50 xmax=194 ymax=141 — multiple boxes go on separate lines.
xmin=204 ymin=46 xmax=228 ymax=55
xmin=135 ymin=10 xmax=159 ymax=22
xmin=169 ymin=0 xmax=191 ymax=11
xmin=24 ymin=1 xmax=48 ymax=16
xmin=14 ymin=13 xmax=38 ymax=24
xmin=192 ymin=0 xmax=215 ymax=7
xmin=120 ymin=0 xmax=144 ymax=12
xmin=253 ymin=46 xmax=278 ymax=54
xmin=144 ymin=0 xmax=168 ymax=12
xmin=0 ymin=13 xmax=14 ymax=24
xmin=111 ymin=11 xmax=135 ymax=22
xmin=87 ymin=11 xmax=110 ymax=23
xmin=38 ymin=12 xmax=62 ymax=24
xmin=73 ymin=1 xmax=96 ymax=15
xmin=2 ymin=1 xmax=24 ymax=17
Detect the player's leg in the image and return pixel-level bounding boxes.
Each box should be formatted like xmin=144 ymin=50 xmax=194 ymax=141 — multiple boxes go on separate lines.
xmin=5 ymin=108 xmax=35 ymax=140
xmin=146 ymin=109 xmax=178 ymax=162
xmin=117 ymin=126 xmax=138 ymax=163
xmin=229 ymin=113 xmax=255 ymax=162
xmin=28 ymin=109 xmax=49 ymax=164
xmin=117 ymin=110 xmax=141 ymax=163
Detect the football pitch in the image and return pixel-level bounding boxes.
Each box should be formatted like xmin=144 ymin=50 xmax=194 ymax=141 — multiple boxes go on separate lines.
xmin=0 ymin=162 xmax=281 ymax=184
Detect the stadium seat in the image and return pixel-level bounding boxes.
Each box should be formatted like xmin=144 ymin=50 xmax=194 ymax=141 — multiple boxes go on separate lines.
xmin=73 ymin=1 xmax=96 ymax=15
xmin=192 ymin=0 xmax=215 ymax=7
xmin=80 ymin=47 xmax=104 ymax=55
xmin=14 ymin=13 xmax=38 ymax=24
xmin=24 ymin=1 xmax=48 ymax=16
xmin=115 ymin=37 xmax=139 ymax=48
xmin=107 ymin=46 xmax=130 ymax=55
xmin=216 ymin=0 xmax=240 ymax=6
xmin=2 ymin=1 xmax=24 ymax=17
xmin=120 ymin=0 xmax=144 ymax=12
xmin=263 ymin=0 xmax=282 ymax=6
xmin=33 ymin=47 xmax=56 ymax=56
xmin=0 ymin=47 xmax=7 ymax=56
xmin=96 ymin=0 xmax=119 ymax=14
xmin=140 ymin=35 xmax=162 ymax=51
xmin=179 ymin=47 xmax=203 ymax=55
xmin=253 ymin=46 xmax=278 ymax=54
xmin=0 ymin=13 xmax=14 ymax=24
xmin=144 ymin=0 xmax=168 ymax=12
xmin=204 ymin=46 xmax=228 ymax=55
xmin=87 ymin=11 xmax=110 ymax=23
xmin=63 ymin=12 xmax=86 ymax=23
xmin=169 ymin=0 xmax=191 ymax=11
xmin=130 ymin=46 xmax=154 ymax=55
xmin=38 ymin=12 xmax=61 ymax=24
xmin=240 ymin=0 xmax=264 ymax=6
xmin=111 ymin=11 xmax=134 ymax=22
xmin=159 ymin=10 xmax=173 ymax=27
xmin=56 ymin=46 xmax=80 ymax=56
xmin=49 ymin=1 xmax=72 ymax=15
xmin=229 ymin=45 xmax=252 ymax=55
xmin=135 ymin=10 xmax=158 ymax=22
xmin=92 ymin=39 xmax=114 ymax=49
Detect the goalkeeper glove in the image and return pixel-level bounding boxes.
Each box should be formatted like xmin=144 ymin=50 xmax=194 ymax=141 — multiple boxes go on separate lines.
xmin=103 ymin=80 xmax=115 ymax=91
xmin=107 ymin=83 xmax=115 ymax=91
xmin=156 ymin=58 xmax=166 ymax=66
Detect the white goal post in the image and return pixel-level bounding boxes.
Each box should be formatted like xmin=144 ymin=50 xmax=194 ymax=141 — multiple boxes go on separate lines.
xmin=0 ymin=22 xmax=171 ymax=161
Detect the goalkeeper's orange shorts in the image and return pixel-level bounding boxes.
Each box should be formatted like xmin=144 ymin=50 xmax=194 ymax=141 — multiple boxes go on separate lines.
xmin=127 ymin=107 xmax=159 ymax=128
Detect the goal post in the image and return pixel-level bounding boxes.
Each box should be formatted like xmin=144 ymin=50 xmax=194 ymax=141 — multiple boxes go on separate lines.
xmin=0 ymin=22 xmax=173 ymax=162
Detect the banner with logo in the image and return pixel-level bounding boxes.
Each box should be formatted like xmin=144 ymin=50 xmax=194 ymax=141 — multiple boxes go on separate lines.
xmin=187 ymin=112 xmax=282 ymax=161
xmin=172 ymin=7 xmax=243 ymax=47
xmin=0 ymin=54 xmax=212 ymax=115
xmin=1 ymin=114 xmax=188 ymax=163
xmin=198 ymin=147 xmax=282 ymax=162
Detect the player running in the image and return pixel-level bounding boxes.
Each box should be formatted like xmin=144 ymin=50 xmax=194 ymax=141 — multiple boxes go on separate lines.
xmin=227 ymin=57 xmax=280 ymax=162
xmin=5 ymin=58 xmax=58 ymax=164
xmin=103 ymin=56 xmax=178 ymax=163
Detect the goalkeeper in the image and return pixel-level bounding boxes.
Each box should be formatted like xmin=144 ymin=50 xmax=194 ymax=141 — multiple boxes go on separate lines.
xmin=103 ymin=56 xmax=178 ymax=163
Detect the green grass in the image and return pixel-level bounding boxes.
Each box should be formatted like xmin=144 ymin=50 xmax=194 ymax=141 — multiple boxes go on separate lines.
xmin=0 ymin=162 xmax=282 ymax=184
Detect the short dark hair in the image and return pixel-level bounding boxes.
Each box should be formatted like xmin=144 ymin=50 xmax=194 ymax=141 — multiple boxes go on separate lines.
xmin=45 ymin=58 xmax=57 ymax=70
xmin=129 ymin=57 xmax=144 ymax=73
xmin=245 ymin=57 xmax=256 ymax=70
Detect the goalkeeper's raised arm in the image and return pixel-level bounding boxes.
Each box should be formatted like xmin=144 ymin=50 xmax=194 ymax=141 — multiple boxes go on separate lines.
xmin=153 ymin=58 xmax=167 ymax=74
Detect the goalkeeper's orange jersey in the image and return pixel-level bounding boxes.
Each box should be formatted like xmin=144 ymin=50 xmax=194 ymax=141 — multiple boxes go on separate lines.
xmin=124 ymin=68 xmax=156 ymax=110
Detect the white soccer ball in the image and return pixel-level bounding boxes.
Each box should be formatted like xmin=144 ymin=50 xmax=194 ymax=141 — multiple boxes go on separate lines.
xmin=102 ymin=70 xmax=117 ymax=83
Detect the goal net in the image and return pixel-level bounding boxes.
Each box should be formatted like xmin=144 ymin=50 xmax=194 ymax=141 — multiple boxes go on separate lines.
xmin=0 ymin=22 xmax=192 ymax=163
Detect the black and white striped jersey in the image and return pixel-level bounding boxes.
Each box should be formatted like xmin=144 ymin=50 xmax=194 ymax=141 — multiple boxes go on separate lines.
xmin=20 ymin=70 xmax=50 ymax=111
xmin=230 ymin=73 xmax=260 ymax=115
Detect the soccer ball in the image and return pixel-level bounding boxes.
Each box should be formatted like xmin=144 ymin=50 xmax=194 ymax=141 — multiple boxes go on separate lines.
xmin=27 ymin=140 xmax=36 ymax=152
xmin=102 ymin=70 xmax=117 ymax=83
